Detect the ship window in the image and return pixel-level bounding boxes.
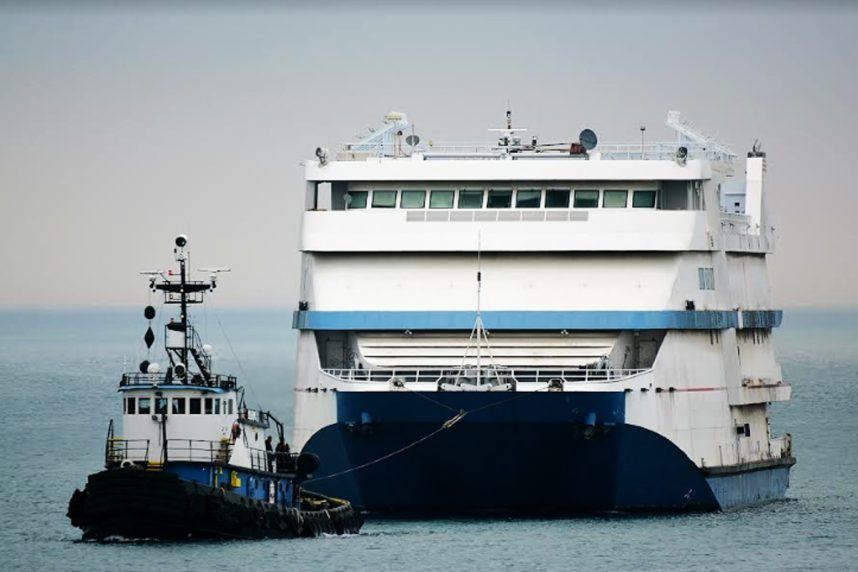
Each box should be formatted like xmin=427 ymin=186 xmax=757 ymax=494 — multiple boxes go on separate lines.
xmin=215 ymin=399 xmax=221 ymax=415
xmin=345 ymin=191 xmax=367 ymax=209
xmin=429 ymin=190 xmax=454 ymax=209
xmin=400 ymin=190 xmax=426 ymax=209
xmin=487 ymin=189 xmax=512 ymax=208
xmin=227 ymin=399 xmax=233 ymax=415
xmin=138 ymin=398 xmax=151 ymax=415
xmin=516 ymin=189 xmax=541 ymax=208
xmin=698 ymin=267 xmax=715 ymax=290
xmin=573 ymin=190 xmax=599 ymax=208
xmin=155 ymin=398 xmax=168 ymax=415
xmin=458 ymin=189 xmax=484 ymax=209
xmin=189 ymin=398 xmax=201 ymax=415
xmin=204 ymin=398 xmax=213 ymax=415
xmin=633 ymin=190 xmax=657 ymax=208
xmin=545 ymin=189 xmax=570 ymax=208
xmin=371 ymin=190 xmax=397 ymax=208
xmin=603 ymin=190 xmax=628 ymax=208
xmin=172 ymin=397 xmax=186 ymax=414
xmin=126 ymin=397 xmax=136 ymax=415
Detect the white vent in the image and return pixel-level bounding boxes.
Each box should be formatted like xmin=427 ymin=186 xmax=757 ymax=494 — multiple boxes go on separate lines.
xmin=356 ymin=332 xmax=617 ymax=368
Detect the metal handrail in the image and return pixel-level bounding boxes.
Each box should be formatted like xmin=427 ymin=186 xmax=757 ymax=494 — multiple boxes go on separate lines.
xmin=120 ymin=372 xmax=237 ymax=390
xmin=321 ymin=367 xmax=651 ymax=385
xmin=165 ymin=439 xmax=232 ymax=464
xmin=105 ymin=437 xmax=151 ymax=466
xmin=335 ymin=140 xmax=732 ymax=162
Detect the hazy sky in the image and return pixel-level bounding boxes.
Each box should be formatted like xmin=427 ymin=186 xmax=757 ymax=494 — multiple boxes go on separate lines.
xmin=1 ymin=2 xmax=856 ymax=309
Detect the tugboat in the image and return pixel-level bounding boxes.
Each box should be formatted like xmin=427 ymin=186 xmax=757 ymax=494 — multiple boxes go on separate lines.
xmin=67 ymin=235 xmax=363 ymax=540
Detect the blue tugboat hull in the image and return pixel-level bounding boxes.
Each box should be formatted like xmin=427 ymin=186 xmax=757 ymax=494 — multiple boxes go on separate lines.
xmin=301 ymin=391 xmax=792 ymax=513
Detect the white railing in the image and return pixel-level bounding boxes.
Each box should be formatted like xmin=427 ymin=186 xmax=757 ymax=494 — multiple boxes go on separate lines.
xmin=335 ymin=140 xmax=734 ymax=163
xmin=321 ymin=367 xmax=651 ymax=385
xmin=720 ymin=212 xmax=752 ymax=234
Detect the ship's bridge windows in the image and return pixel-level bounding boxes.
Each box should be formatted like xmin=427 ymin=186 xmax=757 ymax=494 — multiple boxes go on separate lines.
xmin=344 ymin=190 xmax=367 ymax=209
xmin=214 ymin=399 xmax=221 ymax=415
xmin=400 ymin=190 xmax=426 ymax=209
xmin=155 ymin=397 xmax=168 ymax=415
xmin=516 ymin=189 xmax=542 ymax=208
xmin=633 ymin=190 xmax=657 ymax=208
xmin=487 ymin=189 xmax=513 ymax=208
xmin=458 ymin=189 xmax=484 ymax=209
xmin=573 ymin=189 xmax=600 ymax=208
xmin=603 ymin=189 xmax=628 ymax=208
xmin=172 ymin=397 xmax=186 ymax=415
xmin=371 ymin=190 xmax=397 ymax=208
xmin=429 ymin=190 xmax=454 ymax=208
xmin=545 ymin=189 xmax=570 ymax=208
xmin=125 ymin=397 xmax=136 ymax=415
xmin=204 ymin=398 xmax=214 ymax=414
xmin=189 ymin=398 xmax=202 ymax=415
xmin=138 ymin=398 xmax=151 ymax=415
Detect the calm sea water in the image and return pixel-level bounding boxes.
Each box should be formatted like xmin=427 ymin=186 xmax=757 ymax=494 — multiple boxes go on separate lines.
xmin=1 ymin=309 xmax=856 ymax=571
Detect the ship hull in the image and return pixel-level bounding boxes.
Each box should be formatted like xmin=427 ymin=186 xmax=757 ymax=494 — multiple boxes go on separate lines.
xmin=301 ymin=391 xmax=793 ymax=513
xmin=67 ymin=469 xmax=363 ymax=540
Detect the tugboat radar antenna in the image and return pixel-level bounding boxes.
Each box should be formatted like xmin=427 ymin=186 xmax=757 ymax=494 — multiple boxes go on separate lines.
xmin=143 ymin=235 xmax=226 ymax=383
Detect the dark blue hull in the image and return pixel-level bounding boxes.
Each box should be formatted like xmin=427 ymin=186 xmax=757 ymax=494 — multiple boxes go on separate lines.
xmin=301 ymin=391 xmax=792 ymax=513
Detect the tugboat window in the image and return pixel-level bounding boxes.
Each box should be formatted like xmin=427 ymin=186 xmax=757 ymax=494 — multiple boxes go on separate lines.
xmin=214 ymin=399 xmax=221 ymax=415
xmin=516 ymin=189 xmax=541 ymax=208
xmin=371 ymin=190 xmax=397 ymax=208
xmin=633 ymin=190 xmax=657 ymax=208
xmin=400 ymin=190 xmax=426 ymax=209
xmin=487 ymin=189 xmax=512 ymax=208
xmin=545 ymin=189 xmax=570 ymax=208
xmin=204 ymin=398 xmax=213 ymax=415
xmin=189 ymin=398 xmax=201 ymax=415
xmin=155 ymin=398 xmax=168 ymax=415
xmin=603 ymin=190 xmax=628 ymax=208
xmin=138 ymin=398 xmax=151 ymax=415
xmin=573 ymin=190 xmax=599 ymax=208
xmin=458 ymin=189 xmax=484 ymax=209
xmin=227 ymin=399 xmax=233 ymax=415
xmin=345 ymin=190 xmax=367 ymax=209
xmin=126 ymin=397 xmax=136 ymax=414
xmin=429 ymin=190 xmax=454 ymax=209
xmin=172 ymin=397 xmax=186 ymax=414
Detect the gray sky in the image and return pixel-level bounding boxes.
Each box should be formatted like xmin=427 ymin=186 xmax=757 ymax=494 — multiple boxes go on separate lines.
xmin=1 ymin=2 xmax=856 ymax=309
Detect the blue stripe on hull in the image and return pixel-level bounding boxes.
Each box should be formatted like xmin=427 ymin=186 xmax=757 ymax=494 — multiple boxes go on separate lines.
xmin=292 ymin=310 xmax=784 ymax=331
xmin=301 ymin=391 xmax=727 ymax=513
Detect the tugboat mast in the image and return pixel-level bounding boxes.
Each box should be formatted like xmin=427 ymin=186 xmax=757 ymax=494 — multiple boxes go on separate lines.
xmin=146 ymin=234 xmax=229 ymax=383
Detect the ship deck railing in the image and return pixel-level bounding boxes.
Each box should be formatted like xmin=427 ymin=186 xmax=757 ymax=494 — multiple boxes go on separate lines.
xmin=335 ymin=140 xmax=734 ymax=163
xmin=120 ymin=372 xmax=238 ymax=390
xmin=165 ymin=439 xmax=233 ymax=464
xmin=321 ymin=367 xmax=652 ymax=385
xmin=105 ymin=437 xmax=151 ymax=467
xmin=106 ymin=438 xmax=300 ymax=474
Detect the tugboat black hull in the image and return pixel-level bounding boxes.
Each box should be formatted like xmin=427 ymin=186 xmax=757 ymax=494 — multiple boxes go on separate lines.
xmin=68 ymin=469 xmax=363 ymax=541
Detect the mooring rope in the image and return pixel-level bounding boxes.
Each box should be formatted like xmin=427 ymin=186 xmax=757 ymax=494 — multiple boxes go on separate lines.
xmin=303 ymin=409 xmax=468 ymax=485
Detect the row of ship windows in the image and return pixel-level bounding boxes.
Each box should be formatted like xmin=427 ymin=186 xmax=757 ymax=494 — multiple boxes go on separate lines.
xmin=124 ymin=396 xmax=234 ymax=416
xmin=344 ymin=188 xmax=657 ymax=210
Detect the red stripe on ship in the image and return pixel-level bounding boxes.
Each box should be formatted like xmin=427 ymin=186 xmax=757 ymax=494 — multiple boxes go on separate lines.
xmin=671 ymin=387 xmax=727 ymax=392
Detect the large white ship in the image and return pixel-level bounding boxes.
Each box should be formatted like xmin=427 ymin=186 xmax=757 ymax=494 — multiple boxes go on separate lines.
xmin=291 ymin=110 xmax=794 ymax=513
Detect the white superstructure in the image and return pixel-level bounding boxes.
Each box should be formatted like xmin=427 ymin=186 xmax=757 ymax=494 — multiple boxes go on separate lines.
xmin=291 ymin=111 xmax=793 ymax=512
